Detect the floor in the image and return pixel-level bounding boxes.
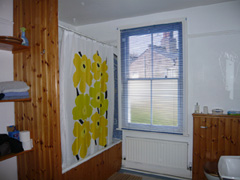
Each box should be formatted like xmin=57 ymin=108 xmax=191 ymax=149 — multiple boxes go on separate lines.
xmin=119 ymin=169 xmax=189 ymax=180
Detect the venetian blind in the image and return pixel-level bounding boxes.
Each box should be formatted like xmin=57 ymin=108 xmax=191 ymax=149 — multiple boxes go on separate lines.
xmin=120 ymin=22 xmax=184 ymax=134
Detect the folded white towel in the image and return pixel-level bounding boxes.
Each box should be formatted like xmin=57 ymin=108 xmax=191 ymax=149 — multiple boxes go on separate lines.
xmin=0 ymin=81 xmax=30 ymax=93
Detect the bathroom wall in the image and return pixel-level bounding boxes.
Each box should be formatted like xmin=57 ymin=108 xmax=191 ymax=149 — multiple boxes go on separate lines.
xmin=74 ymin=0 xmax=240 ymax=112
xmin=0 ymin=0 xmax=18 ymax=179
xmin=1 ymin=0 xmax=239 ymax=179
xmin=69 ymin=0 xmax=240 ymax=175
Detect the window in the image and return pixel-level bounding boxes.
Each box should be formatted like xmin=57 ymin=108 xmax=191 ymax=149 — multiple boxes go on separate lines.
xmin=120 ymin=21 xmax=184 ymax=134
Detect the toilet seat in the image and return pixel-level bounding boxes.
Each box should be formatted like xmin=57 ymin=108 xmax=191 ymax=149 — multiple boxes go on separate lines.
xmin=204 ymin=161 xmax=219 ymax=177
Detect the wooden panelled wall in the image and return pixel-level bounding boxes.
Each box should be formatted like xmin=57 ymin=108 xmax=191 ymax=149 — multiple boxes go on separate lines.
xmin=63 ymin=143 xmax=122 ymax=180
xmin=13 ymin=0 xmax=122 ymax=179
xmin=13 ymin=0 xmax=62 ymax=179
xmin=192 ymin=114 xmax=240 ymax=180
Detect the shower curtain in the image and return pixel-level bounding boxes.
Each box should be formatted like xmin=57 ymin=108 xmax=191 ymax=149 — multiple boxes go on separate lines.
xmin=59 ymin=28 xmax=114 ymax=173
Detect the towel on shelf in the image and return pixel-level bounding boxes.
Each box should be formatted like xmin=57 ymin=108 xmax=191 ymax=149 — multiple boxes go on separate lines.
xmin=0 ymin=81 xmax=30 ymax=93
xmin=4 ymin=91 xmax=29 ymax=97
xmin=1 ymin=95 xmax=29 ymax=101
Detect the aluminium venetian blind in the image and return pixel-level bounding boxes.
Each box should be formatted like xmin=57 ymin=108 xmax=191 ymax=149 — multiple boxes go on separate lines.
xmin=120 ymin=22 xmax=184 ymax=134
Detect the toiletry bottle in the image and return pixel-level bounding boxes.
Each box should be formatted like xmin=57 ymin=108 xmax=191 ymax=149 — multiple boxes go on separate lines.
xmin=20 ymin=27 xmax=29 ymax=46
xmin=203 ymin=106 xmax=208 ymax=114
xmin=195 ymin=103 xmax=200 ymax=113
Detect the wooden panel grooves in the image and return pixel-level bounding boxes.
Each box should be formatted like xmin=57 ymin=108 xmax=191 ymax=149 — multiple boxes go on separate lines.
xmin=13 ymin=0 xmax=122 ymax=179
xmin=192 ymin=114 xmax=240 ymax=180
xmin=13 ymin=0 xmax=61 ymax=179
xmin=63 ymin=142 xmax=122 ymax=180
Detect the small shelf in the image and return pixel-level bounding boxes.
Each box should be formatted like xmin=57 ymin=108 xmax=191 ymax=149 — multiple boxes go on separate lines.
xmin=0 ymin=149 xmax=33 ymax=162
xmin=0 ymin=39 xmax=30 ymax=53
xmin=0 ymin=97 xmax=31 ymax=103
xmin=192 ymin=113 xmax=240 ymax=118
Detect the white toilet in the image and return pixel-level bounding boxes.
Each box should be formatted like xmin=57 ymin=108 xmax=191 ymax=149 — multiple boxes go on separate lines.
xmin=204 ymin=161 xmax=220 ymax=180
xmin=204 ymin=156 xmax=240 ymax=180
xmin=218 ymin=156 xmax=240 ymax=180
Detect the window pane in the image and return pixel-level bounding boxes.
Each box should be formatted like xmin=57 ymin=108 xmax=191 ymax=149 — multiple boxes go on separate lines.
xmin=129 ymin=34 xmax=152 ymax=78
xmin=121 ymin=22 xmax=183 ymax=134
xmin=128 ymin=80 xmax=151 ymax=124
xmin=152 ymin=80 xmax=178 ymax=126
xmin=153 ymin=32 xmax=179 ymax=78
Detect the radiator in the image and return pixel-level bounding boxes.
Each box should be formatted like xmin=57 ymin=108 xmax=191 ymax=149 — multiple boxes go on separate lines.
xmin=124 ymin=136 xmax=189 ymax=177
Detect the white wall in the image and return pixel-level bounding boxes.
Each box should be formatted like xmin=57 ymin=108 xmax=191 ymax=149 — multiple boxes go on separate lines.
xmin=0 ymin=0 xmax=18 ymax=179
xmin=71 ymin=1 xmax=240 ymax=178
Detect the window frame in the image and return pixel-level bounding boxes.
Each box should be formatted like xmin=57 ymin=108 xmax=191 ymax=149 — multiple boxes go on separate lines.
xmin=118 ymin=19 xmax=188 ymax=135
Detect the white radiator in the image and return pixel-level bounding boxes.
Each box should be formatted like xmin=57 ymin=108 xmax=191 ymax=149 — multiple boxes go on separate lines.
xmin=124 ymin=136 xmax=189 ymax=178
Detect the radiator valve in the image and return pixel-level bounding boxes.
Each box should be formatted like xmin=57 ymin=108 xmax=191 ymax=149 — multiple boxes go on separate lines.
xmin=187 ymin=162 xmax=192 ymax=171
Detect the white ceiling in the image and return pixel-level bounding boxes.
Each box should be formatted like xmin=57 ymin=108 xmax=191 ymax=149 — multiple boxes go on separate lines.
xmin=59 ymin=0 xmax=234 ymax=26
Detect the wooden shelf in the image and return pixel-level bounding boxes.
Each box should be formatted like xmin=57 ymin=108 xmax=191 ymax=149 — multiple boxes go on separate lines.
xmin=192 ymin=113 xmax=240 ymax=118
xmin=0 ymin=149 xmax=33 ymax=162
xmin=0 ymin=97 xmax=31 ymax=103
xmin=0 ymin=37 xmax=32 ymax=162
xmin=0 ymin=39 xmax=30 ymax=53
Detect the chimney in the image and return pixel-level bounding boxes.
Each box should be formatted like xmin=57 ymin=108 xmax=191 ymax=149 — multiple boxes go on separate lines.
xmin=161 ymin=32 xmax=177 ymax=53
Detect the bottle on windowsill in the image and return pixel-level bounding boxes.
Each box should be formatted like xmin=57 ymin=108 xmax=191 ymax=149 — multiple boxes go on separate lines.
xmin=194 ymin=102 xmax=200 ymax=113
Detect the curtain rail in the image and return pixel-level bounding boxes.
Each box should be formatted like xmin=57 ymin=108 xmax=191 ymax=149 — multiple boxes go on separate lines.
xmin=58 ymin=24 xmax=117 ymax=48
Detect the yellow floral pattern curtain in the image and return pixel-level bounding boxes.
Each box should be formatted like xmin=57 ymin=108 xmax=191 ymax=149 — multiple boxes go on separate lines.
xmin=59 ymin=29 xmax=114 ymax=173
xmin=72 ymin=52 xmax=109 ymax=159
